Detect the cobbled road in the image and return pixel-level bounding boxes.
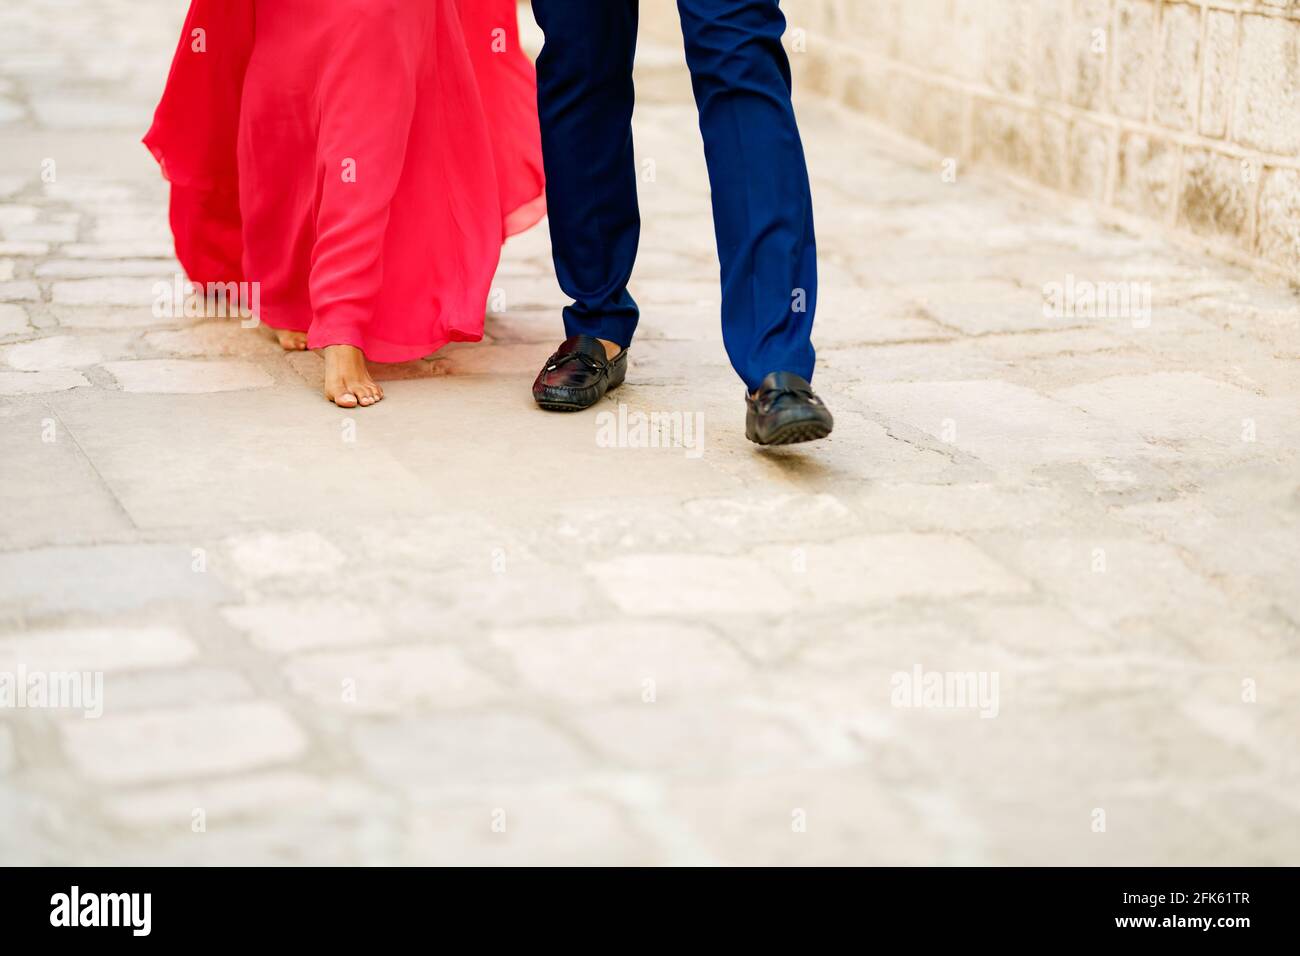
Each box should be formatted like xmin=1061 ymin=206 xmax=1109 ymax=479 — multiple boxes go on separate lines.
xmin=0 ymin=1 xmax=1297 ymax=864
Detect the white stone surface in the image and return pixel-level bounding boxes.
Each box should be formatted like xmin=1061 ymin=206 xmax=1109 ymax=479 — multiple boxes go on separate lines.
xmin=3 ymin=223 xmax=75 ymax=243
xmin=0 ymin=302 xmax=32 ymax=336
xmin=52 ymin=277 xmax=167 ymax=307
xmin=0 ymin=280 xmax=39 ymax=301
xmin=52 ymin=304 xmax=176 ymax=328
xmin=0 ymin=205 xmax=38 ymax=225
xmin=281 ymin=645 xmax=505 ymax=714
xmin=60 ymin=702 xmax=309 ymax=785
xmin=0 ymin=725 xmax=14 ymax=774
xmin=221 ymin=601 xmax=389 ymax=654
xmin=761 ymin=533 xmax=1031 ymax=605
xmin=0 ymin=241 xmax=50 ymax=257
xmin=0 ymin=369 xmax=88 ymax=393
xmin=103 ymin=359 xmax=274 ymax=393
xmin=0 ymin=0 xmax=1296 ymax=867
xmin=853 ymin=379 xmax=1161 ymax=471
xmin=61 ymin=241 xmax=175 ymax=259
xmin=223 ymin=532 xmax=347 ymax=580
xmin=490 ymin=620 xmax=749 ymax=703
xmin=36 ymin=258 xmax=176 ymax=279
xmin=2 ymin=334 xmax=102 ymax=370
xmin=101 ymin=771 xmax=373 ymax=828
xmin=589 ymin=553 xmax=802 ymax=615
xmin=0 ymin=626 xmax=196 ymax=673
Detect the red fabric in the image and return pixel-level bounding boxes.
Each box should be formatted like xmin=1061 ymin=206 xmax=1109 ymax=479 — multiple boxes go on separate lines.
xmin=144 ymin=0 xmax=546 ymax=362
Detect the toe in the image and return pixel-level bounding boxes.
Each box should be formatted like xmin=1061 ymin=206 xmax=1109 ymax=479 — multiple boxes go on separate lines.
xmin=332 ymin=391 xmax=358 ymax=409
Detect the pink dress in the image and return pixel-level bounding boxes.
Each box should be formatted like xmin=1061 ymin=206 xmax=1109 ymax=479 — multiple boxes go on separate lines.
xmin=144 ymin=0 xmax=546 ymax=362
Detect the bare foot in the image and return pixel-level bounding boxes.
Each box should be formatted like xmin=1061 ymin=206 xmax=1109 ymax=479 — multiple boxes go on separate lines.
xmin=275 ymin=329 xmax=308 ymax=351
xmin=597 ymin=338 xmax=623 ymax=360
xmin=323 ymin=344 xmax=383 ymax=408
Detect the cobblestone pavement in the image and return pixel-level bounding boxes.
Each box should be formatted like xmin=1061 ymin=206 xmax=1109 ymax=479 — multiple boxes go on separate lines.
xmin=2 ymin=2 xmax=1299 ymax=865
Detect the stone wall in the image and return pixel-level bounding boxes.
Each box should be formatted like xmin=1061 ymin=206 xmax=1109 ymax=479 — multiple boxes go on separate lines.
xmin=639 ymin=0 xmax=1300 ymax=284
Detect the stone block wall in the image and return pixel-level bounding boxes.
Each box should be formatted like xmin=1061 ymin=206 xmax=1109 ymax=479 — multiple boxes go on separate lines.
xmin=639 ymin=0 xmax=1300 ymax=283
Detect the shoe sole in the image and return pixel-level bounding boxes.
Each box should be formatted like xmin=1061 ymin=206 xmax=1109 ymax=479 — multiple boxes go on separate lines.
xmin=536 ymin=399 xmax=591 ymax=412
xmin=750 ymin=420 xmax=833 ymax=446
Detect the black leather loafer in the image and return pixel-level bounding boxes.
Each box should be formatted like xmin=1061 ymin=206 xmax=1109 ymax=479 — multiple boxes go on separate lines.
xmin=745 ymin=371 xmax=834 ymax=445
xmin=533 ymin=334 xmax=627 ymax=411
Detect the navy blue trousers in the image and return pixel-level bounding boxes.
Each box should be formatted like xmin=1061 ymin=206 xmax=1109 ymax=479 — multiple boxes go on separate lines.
xmin=531 ymin=0 xmax=818 ymax=391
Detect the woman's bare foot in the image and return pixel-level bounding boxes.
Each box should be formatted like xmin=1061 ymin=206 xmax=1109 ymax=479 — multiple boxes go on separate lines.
xmin=323 ymin=344 xmax=383 ymax=408
xmin=275 ymin=329 xmax=308 ymax=351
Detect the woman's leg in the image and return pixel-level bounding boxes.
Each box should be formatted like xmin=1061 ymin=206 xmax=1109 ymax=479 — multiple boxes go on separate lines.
xmin=237 ymin=7 xmax=316 ymax=351
xmin=308 ymin=3 xmax=435 ymax=405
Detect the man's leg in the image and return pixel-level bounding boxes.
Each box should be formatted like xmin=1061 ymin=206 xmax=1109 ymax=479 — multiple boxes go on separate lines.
xmin=676 ymin=0 xmax=818 ymax=393
xmin=531 ymin=0 xmax=641 ymax=350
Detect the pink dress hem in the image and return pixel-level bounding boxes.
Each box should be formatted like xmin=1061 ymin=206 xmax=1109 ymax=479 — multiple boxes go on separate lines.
xmin=144 ymin=0 xmax=547 ymax=364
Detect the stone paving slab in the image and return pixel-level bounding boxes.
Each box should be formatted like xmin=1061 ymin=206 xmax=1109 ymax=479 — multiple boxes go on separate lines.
xmin=0 ymin=0 xmax=1297 ymax=865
